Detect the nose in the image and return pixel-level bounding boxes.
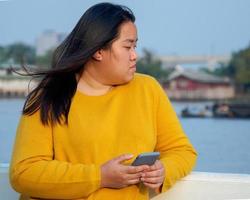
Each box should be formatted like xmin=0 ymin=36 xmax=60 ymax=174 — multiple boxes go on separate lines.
xmin=130 ymin=48 xmax=137 ymax=61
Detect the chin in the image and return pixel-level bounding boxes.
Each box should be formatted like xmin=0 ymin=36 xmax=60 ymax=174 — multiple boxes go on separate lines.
xmin=124 ymin=74 xmax=135 ymax=83
xmin=115 ymin=75 xmax=134 ymax=85
xmin=113 ymin=72 xmax=135 ymax=85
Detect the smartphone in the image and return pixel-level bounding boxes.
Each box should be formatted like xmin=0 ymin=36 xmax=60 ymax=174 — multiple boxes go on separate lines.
xmin=131 ymin=152 xmax=160 ymax=166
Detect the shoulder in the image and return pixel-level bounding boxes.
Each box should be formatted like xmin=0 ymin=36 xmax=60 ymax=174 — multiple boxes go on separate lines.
xmin=130 ymin=73 xmax=163 ymax=92
xmin=132 ymin=73 xmax=160 ymax=87
xmin=133 ymin=72 xmax=156 ymax=82
xmin=124 ymin=73 xmax=167 ymax=102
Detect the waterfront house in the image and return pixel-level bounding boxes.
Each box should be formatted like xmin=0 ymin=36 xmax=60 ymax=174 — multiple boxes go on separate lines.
xmin=163 ymin=67 xmax=235 ymax=100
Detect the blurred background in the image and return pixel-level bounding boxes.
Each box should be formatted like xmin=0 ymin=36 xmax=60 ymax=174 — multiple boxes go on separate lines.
xmin=0 ymin=0 xmax=250 ymax=174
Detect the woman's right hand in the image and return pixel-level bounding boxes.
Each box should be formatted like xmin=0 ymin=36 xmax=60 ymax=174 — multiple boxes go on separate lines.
xmin=100 ymin=154 xmax=149 ymax=189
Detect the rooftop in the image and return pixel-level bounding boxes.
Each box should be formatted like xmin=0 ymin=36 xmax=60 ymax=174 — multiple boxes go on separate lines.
xmin=167 ymin=66 xmax=230 ymax=84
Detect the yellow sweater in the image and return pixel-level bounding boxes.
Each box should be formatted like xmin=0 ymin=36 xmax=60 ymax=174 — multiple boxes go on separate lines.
xmin=9 ymin=73 xmax=197 ymax=200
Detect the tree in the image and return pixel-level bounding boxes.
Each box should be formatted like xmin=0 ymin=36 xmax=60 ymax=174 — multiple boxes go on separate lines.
xmin=202 ymin=44 xmax=250 ymax=93
xmin=4 ymin=43 xmax=36 ymax=64
xmin=136 ymin=49 xmax=171 ymax=82
xmin=35 ymin=49 xmax=54 ymax=68
xmin=228 ymin=45 xmax=250 ymax=92
xmin=0 ymin=46 xmax=6 ymax=63
xmin=200 ymin=63 xmax=230 ymax=77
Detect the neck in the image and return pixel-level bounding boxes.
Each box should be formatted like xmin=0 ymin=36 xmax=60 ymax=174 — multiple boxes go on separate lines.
xmin=77 ymin=66 xmax=113 ymax=95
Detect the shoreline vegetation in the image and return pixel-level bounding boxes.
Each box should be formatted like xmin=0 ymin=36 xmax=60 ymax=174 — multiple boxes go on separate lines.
xmin=1 ymin=44 xmax=250 ymax=100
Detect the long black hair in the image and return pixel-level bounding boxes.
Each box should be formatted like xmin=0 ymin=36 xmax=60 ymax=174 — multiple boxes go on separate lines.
xmin=22 ymin=3 xmax=135 ymax=126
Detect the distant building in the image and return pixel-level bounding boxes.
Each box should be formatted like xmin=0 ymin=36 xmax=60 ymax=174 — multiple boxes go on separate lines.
xmin=163 ymin=66 xmax=235 ymax=100
xmin=36 ymin=30 xmax=66 ymax=56
xmin=159 ymin=55 xmax=231 ymax=70
xmin=0 ymin=60 xmax=37 ymax=97
xmin=0 ymin=76 xmax=35 ymax=98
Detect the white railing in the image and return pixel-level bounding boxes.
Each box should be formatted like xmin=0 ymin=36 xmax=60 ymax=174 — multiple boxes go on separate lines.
xmin=151 ymin=171 xmax=250 ymax=200
xmin=1 ymin=163 xmax=250 ymax=200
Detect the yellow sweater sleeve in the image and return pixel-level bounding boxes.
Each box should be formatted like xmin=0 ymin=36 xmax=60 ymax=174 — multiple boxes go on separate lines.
xmin=152 ymin=78 xmax=197 ymax=192
xmin=9 ymin=111 xmax=101 ymax=199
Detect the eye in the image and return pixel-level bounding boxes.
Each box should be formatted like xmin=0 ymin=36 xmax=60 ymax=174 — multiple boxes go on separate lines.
xmin=124 ymin=45 xmax=137 ymax=50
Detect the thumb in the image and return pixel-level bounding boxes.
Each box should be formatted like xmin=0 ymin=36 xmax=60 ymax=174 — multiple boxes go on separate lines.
xmin=114 ymin=154 xmax=134 ymax=164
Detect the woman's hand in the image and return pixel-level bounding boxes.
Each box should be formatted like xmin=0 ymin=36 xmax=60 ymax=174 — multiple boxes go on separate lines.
xmin=140 ymin=160 xmax=165 ymax=191
xmin=100 ymin=154 xmax=149 ymax=189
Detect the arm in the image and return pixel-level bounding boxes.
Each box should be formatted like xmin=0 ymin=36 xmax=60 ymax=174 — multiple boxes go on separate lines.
xmin=153 ymin=79 xmax=197 ymax=192
xmin=9 ymin=111 xmax=100 ymax=199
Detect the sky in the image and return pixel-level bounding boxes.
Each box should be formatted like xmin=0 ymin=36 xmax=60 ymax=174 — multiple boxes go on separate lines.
xmin=0 ymin=0 xmax=250 ymax=56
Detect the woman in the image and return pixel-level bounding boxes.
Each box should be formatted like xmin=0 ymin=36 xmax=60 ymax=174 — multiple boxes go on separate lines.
xmin=9 ymin=3 xmax=197 ymax=200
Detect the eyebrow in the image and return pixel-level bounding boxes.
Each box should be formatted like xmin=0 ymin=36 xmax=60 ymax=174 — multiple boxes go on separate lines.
xmin=122 ymin=38 xmax=138 ymax=43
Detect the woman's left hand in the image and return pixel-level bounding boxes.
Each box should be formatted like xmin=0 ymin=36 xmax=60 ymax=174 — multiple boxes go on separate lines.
xmin=140 ymin=160 xmax=165 ymax=191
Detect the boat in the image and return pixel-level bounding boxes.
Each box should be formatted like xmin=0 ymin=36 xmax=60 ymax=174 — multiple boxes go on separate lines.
xmin=212 ymin=102 xmax=250 ymax=118
xmin=181 ymin=102 xmax=250 ymax=118
xmin=181 ymin=106 xmax=213 ymax=118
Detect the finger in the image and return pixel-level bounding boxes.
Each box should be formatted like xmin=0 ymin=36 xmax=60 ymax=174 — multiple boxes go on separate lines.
xmin=124 ymin=172 xmax=142 ymax=181
xmin=143 ymin=182 xmax=162 ymax=189
xmin=126 ymin=177 xmax=141 ymax=185
xmin=155 ymin=160 xmax=163 ymax=168
xmin=141 ymin=176 xmax=164 ymax=184
xmin=142 ymin=168 xmax=164 ymax=178
xmin=125 ymin=165 xmax=149 ymax=174
xmin=114 ymin=154 xmax=134 ymax=163
xmin=147 ymin=160 xmax=163 ymax=171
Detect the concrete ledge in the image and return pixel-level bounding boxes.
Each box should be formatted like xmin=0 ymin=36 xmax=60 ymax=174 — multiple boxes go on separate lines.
xmin=152 ymin=171 xmax=250 ymax=200
xmin=1 ymin=163 xmax=250 ymax=200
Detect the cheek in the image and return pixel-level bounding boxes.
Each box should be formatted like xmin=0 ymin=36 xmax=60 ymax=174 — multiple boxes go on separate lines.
xmin=113 ymin=50 xmax=130 ymax=67
xmin=121 ymin=51 xmax=131 ymax=67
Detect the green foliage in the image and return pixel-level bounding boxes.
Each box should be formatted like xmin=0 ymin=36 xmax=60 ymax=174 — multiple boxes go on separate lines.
xmin=204 ymin=44 xmax=250 ymax=92
xmin=0 ymin=42 xmax=54 ymax=68
xmin=0 ymin=46 xmax=5 ymax=63
xmin=200 ymin=63 xmax=231 ymax=77
xmin=35 ymin=49 xmax=54 ymax=68
xmin=136 ymin=49 xmax=171 ymax=82
xmin=231 ymin=47 xmax=250 ymax=85
xmin=1 ymin=43 xmax=36 ymax=64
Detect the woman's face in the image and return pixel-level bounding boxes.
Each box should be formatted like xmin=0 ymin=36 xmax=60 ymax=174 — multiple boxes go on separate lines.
xmin=98 ymin=21 xmax=138 ymax=85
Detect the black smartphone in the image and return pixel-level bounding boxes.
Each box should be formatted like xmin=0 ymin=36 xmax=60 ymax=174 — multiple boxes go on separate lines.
xmin=131 ymin=152 xmax=160 ymax=166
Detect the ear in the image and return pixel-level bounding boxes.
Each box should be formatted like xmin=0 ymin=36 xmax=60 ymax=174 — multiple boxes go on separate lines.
xmin=92 ymin=49 xmax=103 ymax=61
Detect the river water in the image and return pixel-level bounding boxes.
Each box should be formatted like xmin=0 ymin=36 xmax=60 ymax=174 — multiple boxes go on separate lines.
xmin=1 ymin=99 xmax=250 ymax=174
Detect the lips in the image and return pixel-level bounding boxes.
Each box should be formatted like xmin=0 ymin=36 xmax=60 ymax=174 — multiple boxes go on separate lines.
xmin=129 ymin=65 xmax=136 ymax=72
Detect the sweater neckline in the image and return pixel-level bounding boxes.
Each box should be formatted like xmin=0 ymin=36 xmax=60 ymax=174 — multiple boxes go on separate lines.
xmin=75 ymin=85 xmax=118 ymax=99
xmin=75 ymin=75 xmax=137 ymax=99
